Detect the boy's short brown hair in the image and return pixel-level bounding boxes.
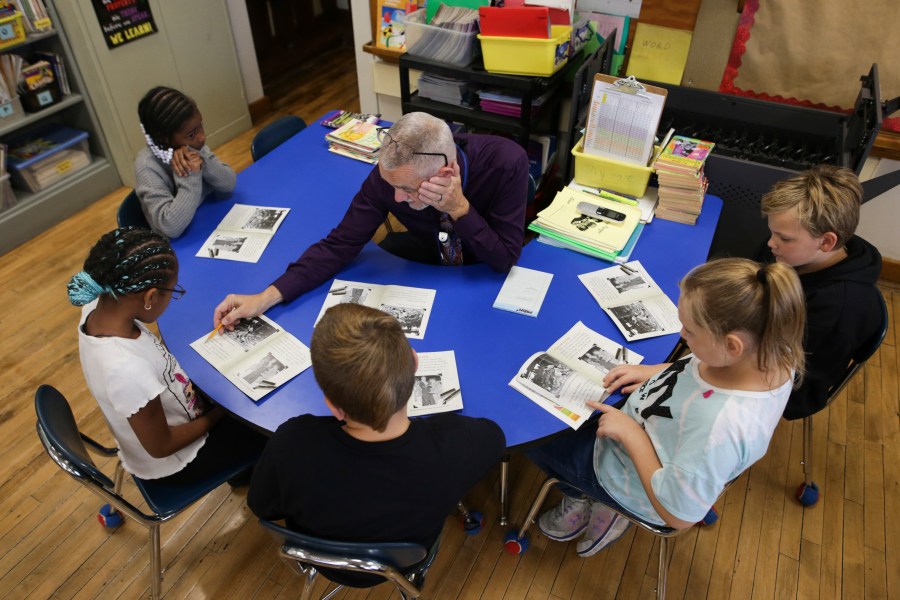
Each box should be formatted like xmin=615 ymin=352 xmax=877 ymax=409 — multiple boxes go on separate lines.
xmin=761 ymin=164 xmax=862 ymax=248
xmin=310 ymin=303 xmax=415 ymax=432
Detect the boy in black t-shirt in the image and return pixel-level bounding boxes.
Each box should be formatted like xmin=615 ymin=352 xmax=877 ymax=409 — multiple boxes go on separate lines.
xmin=248 ymin=303 xmax=505 ymax=552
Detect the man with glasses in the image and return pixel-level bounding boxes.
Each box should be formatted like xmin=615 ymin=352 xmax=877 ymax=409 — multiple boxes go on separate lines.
xmin=213 ymin=112 xmax=529 ymax=328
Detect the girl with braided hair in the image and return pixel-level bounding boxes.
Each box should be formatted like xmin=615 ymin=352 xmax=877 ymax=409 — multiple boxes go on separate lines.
xmin=69 ymin=227 xmax=264 ymax=482
xmin=526 ymin=258 xmax=806 ymax=557
xmin=134 ymin=86 xmax=236 ymax=238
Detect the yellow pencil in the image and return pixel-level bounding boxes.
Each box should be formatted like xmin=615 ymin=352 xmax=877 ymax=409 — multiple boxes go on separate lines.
xmin=206 ymin=322 xmax=224 ymax=341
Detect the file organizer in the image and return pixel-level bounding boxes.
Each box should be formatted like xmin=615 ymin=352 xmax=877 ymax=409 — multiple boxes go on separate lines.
xmin=479 ymin=25 xmax=572 ymax=76
xmin=401 ymin=9 xmax=478 ymax=67
xmin=571 ymin=135 xmax=657 ymax=198
xmin=649 ymin=64 xmax=889 ymax=259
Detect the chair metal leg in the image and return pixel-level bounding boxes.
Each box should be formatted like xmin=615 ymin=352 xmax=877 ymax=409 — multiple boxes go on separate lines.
xmin=298 ymin=564 xmax=318 ymax=600
xmin=802 ymin=416 xmax=813 ymax=487
xmin=516 ymin=477 xmax=559 ymax=540
xmin=657 ymin=537 xmax=668 ymax=600
xmin=499 ymin=454 xmax=509 ymax=526
xmin=113 ymin=461 xmax=125 ymax=496
xmin=149 ymin=524 xmax=162 ymax=600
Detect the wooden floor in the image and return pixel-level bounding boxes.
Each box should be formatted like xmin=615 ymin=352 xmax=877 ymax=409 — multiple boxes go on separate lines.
xmin=2 ymin=45 xmax=899 ymax=600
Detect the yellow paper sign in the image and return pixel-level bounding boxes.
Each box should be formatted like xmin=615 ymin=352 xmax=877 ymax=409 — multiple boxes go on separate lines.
xmin=626 ymin=23 xmax=693 ymax=86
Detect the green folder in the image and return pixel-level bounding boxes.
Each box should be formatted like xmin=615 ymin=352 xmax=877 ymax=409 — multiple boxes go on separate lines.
xmin=426 ymin=0 xmax=489 ymax=24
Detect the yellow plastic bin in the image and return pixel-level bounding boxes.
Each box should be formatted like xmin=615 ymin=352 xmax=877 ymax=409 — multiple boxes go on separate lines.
xmin=478 ymin=25 xmax=572 ymax=76
xmin=0 ymin=11 xmax=25 ymax=50
xmin=571 ymin=135 xmax=658 ymax=198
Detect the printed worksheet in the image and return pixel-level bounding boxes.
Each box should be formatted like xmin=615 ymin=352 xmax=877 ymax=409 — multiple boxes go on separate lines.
xmin=195 ymin=205 xmax=289 ymax=263
xmin=408 ymin=351 xmax=463 ymax=416
xmin=578 ymin=260 xmax=681 ymax=341
xmin=510 ymin=321 xmax=644 ymax=429
xmin=190 ymin=315 xmax=311 ymax=402
xmin=316 ymin=279 xmax=436 ymax=339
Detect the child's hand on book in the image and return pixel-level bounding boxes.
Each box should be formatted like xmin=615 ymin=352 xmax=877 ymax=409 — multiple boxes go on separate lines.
xmin=603 ymin=363 xmax=668 ymax=394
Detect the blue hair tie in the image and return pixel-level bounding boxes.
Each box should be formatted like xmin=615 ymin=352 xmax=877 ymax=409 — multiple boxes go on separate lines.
xmin=67 ymin=271 xmax=115 ymax=306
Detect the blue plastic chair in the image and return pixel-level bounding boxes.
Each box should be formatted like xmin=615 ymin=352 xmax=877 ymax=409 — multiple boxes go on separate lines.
xmin=795 ymin=290 xmax=888 ymax=506
xmin=116 ymin=189 xmax=150 ymax=229
xmin=251 ymin=115 xmax=308 ymax=162
xmin=259 ymin=519 xmax=440 ymax=600
xmin=34 ymin=385 xmax=259 ymax=600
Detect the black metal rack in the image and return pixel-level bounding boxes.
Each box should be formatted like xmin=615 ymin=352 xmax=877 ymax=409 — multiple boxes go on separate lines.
xmin=649 ymin=64 xmax=892 ymax=259
xmin=398 ymin=53 xmax=568 ymax=148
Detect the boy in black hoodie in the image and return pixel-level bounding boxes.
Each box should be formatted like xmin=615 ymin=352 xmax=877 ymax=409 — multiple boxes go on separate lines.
xmin=761 ymin=165 xmax=882 ymax=420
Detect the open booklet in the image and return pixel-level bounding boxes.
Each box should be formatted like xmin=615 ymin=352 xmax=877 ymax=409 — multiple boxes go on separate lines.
xmin=195 ymin=205 xmax=289 ymax=263
xmin=190 ymin=315 xmax=311 ymax=402
xmin=317 ymin=279 xmax=436 ymax=339
xmin=578 ymin=260 xmax=681 ymax=341
xmin=408 ymin=351 xmax=463 ymax=416
xmin=510 ymin=321 xmax=644 ymax=430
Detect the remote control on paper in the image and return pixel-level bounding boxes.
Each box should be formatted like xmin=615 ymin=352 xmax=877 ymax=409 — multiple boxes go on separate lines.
xmin=576 ymin=202 xmax=627 ymax=223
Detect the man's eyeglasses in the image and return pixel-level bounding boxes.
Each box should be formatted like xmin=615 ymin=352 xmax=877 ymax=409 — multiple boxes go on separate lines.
xmin=157 ymin=284 xmax=186 ymax=300
xmin=377 ymin=128 xmax=448 ymax=167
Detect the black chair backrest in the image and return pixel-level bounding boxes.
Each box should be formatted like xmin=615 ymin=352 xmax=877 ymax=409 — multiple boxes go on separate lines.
xmin=34 ymin=384 xmax=115 ymax=488
xmin=853 ymin=289 xmax=889 ymax=364
xmin=117 ymin=190 xmax=150 ymax=229
xmin=251 ymin=115 xmax=308 ymax=162
xmin=259 ymin=519 xmax=427 ymax=569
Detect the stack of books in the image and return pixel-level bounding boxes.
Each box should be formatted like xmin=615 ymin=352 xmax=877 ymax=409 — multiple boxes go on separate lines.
xmin=324 ymin=119 xmax=382 ymax=164
xmin=653 ymin=135 xmax=714 ymax=225
xmin=417 ymin=73 xmax=477 ymax=108
xmin=528 ymin=186 xmax=643 ymax=262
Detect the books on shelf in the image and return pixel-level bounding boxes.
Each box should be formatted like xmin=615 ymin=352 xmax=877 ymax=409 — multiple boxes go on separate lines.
xmin=417 ymin=73 xmax=477 ymax=108
xmin=478 ymin=87 xmax=554 ymax=119
xmin=10 ymin=0 xmax=51 ymax=32
xmin=509 ymin=321 xmax=644 ymax=430
xmin=653 ymin=135 xmax=714 ymax=225
xmin=324 ymin=119 xmax=382 ymax=164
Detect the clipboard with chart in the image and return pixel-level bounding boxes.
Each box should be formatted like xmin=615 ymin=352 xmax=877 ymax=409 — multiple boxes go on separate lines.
xmin=582 ymin=74 xmax=667 ymax=168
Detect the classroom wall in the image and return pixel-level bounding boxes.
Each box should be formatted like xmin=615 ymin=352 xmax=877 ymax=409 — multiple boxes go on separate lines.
xmin=858 ymin=158 xmax=900 ymax=260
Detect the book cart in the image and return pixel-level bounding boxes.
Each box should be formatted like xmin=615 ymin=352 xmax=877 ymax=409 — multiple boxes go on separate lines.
xmin=0 ymin=1 xmax=120 ymax=255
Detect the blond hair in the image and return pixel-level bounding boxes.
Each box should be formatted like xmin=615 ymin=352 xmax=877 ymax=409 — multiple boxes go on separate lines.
xmin=310 ymin=303 xmax=415 ymax=431
xmin=680 ymin=258 xmax=806 ymax=384
xmin=761 ymin=164 xmax=861 ymax=248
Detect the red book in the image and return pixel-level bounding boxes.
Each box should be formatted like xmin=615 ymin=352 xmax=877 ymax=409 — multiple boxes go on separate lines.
xmin=479 ymin=6 xmax=550 ymax=38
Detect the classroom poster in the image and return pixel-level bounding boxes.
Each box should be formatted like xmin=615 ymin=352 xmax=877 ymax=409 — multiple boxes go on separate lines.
xmin=91 ymin=0 xmax=158 ymax=50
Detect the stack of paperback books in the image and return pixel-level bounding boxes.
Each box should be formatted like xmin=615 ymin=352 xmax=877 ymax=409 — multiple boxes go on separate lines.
xmin=324 ymin=119 xmax=382 ymax=164
xmin=653 ymin=135 xmax=715 ymax=225
xmin=528 ymin=186 xmax=643 ymax=262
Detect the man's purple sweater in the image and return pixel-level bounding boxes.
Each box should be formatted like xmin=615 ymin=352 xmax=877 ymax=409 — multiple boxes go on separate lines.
xmin=271 ymin=134 xmax=529 ymax=303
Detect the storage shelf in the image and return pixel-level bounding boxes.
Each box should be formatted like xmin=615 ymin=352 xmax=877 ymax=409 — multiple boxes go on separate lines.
xmin=399 ymin=54 xmax=566 ymax=149
xmin=0 ymin=93 xmax=83 ymax=138
xmin=1 ymin=28 xmax=57 ymax=53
